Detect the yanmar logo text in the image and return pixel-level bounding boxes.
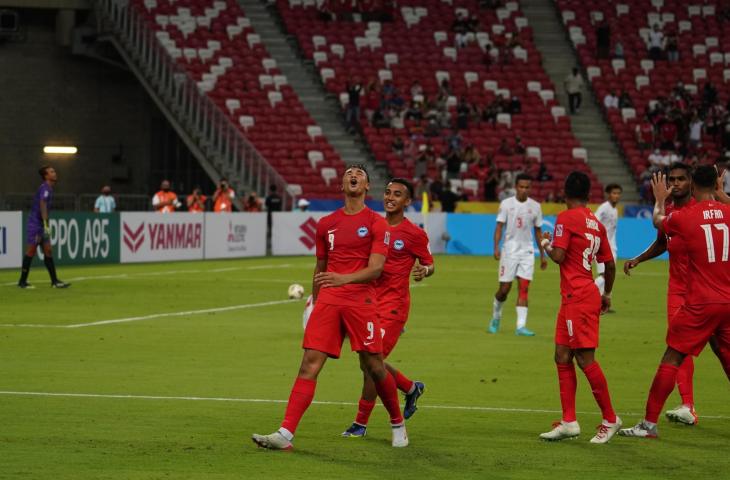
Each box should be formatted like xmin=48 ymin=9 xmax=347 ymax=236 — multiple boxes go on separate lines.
xmin=123 ymin=222 xmax=202 ymax=252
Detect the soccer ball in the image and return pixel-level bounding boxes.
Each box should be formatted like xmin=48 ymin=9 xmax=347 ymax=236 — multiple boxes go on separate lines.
xmin=288 ymin=283 xmax=305 ymax=299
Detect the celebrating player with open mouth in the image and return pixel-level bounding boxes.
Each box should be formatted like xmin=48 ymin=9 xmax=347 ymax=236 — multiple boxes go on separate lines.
xmin=620 ymin=166 xmax=730 ymax=439
xmin=342 ymin=178 xmax=435 ymax=438
xmin=488 ymin=174 xmax=547 ymax=336
xmin=252 ymin=165 xmax=407 ymax=450
xmin=539 ymin=171 xmax=621 ymax=444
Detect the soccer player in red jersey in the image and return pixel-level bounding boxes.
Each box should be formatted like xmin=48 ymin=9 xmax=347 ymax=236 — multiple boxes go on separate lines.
xmin=538 ymin=171 xmax=622 ymax=444
xmin=252 ymin=165 xmax=408 ymax=450
xmin=623 ymin=162 xmax=700 ymax=424
xmin=342 ymin=178 xmax=435 ymax=438
xmin=620 ymin=166 xmax=730 ymax=438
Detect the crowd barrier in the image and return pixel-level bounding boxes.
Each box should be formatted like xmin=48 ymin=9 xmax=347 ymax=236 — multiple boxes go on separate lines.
xmin=0 ymin=210 xmax=666 ymax=268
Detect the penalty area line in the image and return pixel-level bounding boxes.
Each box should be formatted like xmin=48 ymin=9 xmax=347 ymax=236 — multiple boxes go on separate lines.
xmin=0 ymin=390 xmax=727 ymax=420
xmin=0 ymin=299 xmax=298 ymax=329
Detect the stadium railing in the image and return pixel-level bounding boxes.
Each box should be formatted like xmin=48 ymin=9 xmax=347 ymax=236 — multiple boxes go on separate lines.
xmin=96 ymin=0 xmax=295 ymax=209
xmin=0 ymin=194 xmax=152 ymax=212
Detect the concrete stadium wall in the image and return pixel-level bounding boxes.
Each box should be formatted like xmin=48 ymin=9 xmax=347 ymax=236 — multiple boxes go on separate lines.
xmin=0 ymin=9 xmax=153 ymax=196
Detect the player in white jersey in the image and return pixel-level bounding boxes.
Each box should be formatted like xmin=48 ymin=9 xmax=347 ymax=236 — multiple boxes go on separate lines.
xmin=489 ymin=174 xmax=547 ymax=336
xmin=594 ymin=184 xmax=622 ymax=296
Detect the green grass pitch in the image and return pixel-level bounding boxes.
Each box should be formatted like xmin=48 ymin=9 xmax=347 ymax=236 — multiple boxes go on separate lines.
xmin=1 ymin=255 xmax=728 ymax=479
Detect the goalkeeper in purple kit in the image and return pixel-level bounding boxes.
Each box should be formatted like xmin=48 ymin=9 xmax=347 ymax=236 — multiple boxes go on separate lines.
xmin=18 ymin=166 xmax=70 ymax=289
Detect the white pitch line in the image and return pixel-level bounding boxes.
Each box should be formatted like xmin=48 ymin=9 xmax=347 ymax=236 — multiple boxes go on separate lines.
xmin=0 ymin=390 xmax=726 ymax=419
xmin=0 ymin=299 xmax=298 ymax=329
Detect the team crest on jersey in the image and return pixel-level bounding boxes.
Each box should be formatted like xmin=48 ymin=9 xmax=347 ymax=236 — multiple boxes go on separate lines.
xmin=394 ymin=239 xmax=405 ymax=250
xmin=555 ymin=224 xmax=564 ymax=237
xmin=357 ymin=226 xmax=369 ymax=237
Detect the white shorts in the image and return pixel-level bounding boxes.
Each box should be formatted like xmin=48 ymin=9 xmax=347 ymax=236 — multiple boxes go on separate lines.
xmin=498 ymin=251 xmax=535 ymax=282
xmin=596 ymin=246 xmax=618 ymax=274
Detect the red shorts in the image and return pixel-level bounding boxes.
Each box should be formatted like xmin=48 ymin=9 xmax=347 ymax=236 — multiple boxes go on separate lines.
xmin=302 ymin=302 xmax=381 ymax=358
xmin=667 ymin=294 xmax=684 ymax=324
xmin=377 ymin=301 xmax=410 ymax=358
xmin=666 ymin=303 xmax=730 ymax=356
xmin=555 ymin=290 xmax=601 ymax=349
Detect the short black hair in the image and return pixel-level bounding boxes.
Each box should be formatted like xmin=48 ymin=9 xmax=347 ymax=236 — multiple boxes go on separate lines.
xmin=668 ymin=162 xmax=692 ymax=178
xmin=564 ymin=171 xmax=591 ymax=201
xmin=388 ymin=178 xmax=414 ymax=198
xmin=692 ymin=165 xmax=717 ymax=189
xmin=345 ymin=163 xmax=370 ymax=181
xmin=515 ymin=173 xmax=532 ymax=184
xmin=605 ymin=183 xmax=622 ymax=194
xmin=269 ymin=184 xmax=277 ymax=191
xmin=38 ymin=165 xmax=52 ymax=179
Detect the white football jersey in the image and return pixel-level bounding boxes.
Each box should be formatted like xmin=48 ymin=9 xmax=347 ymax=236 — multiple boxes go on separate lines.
xmin=595 ymin=201 xmax=618 ymax=251
xmin=496 ymin=196 xmax=543 ymax=254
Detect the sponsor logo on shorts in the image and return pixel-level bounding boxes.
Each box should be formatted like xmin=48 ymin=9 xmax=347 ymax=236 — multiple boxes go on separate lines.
xmin=357 ymin=226 xmax=368 ymax=237
xmin=394 ymin=239 xmax=405 ymax=250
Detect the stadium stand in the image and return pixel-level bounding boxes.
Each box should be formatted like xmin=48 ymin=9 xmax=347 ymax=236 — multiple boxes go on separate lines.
xmin=276 ymin=0 xmax=606 ymax=202
xmin=556 ymin=0 xmax=730 ymax=198
xmin=130 ymin=0 xmax=347 ymax=198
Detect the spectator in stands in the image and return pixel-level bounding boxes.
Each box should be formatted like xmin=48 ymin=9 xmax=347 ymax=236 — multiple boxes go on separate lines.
xmin=410 ymin=80 xmax=423 ymax=99
xmin=389 ymin=105 xmax=406 ymax=130
xmin=446 ymin=129 xmax=463 ymax=151
xmin=595 ymin=19 xmax=610 ymax=59
xmin=424 ymin=117 xmax=440 ymax=137
xmin=456 ymin=96 xmax=471 ymax=130
xmin=243 ymin=192 xmax=263 ymax=212
xmin=659 ymin=118 xmax=678 ymax=151
xmin=439 ymin=78 xmax=452 ymax=97
xmin=452 ymin=12 xmax=470 ymax=48
xmin=514 ymin=136 xmax=526 ymax=155
xmin=429 ymin=176 xmax=444 ymax=201
xmin=152 ymin=180 xmax=180 ymax=214
xmin=603 ymin=91 xmax=619 ymax=110
xmin=186 ymin=187 xmax=206 ymax=213
xmin=703 ymin=82 xmax=718 ymax=108
xmin=392 ymin=135 xmax=405 ymax=156
xmin=345 ymin=78 xmax=363 ymax=132
xmin=405 ymin=100 xmax=424 ymax=122
xmin=665 ymin=31 xmax=679 ymax=62
xmin=648 ymin=24 xmax=664 ymax=61
xmin=618 ymin=90 xmax=633 ymax=109
xmin=481 ymin=99 xmax=499 ymax=124
xmin=706 ymin=102 xmax=725 ymax=140
xmin=372 ymin=107 xmax=390 ymax=129
xmin=415 ymin=144 xmax=433 ymax=179
xmin=510 ymin=96 xmax=522 ymax=114
xmin=213 ymin=178 xmax=235 ymax=213
xmin=445 ymin=147 xmax=463 ymax=180
xmin=94 ymin=185 xmax=116 ymax=213
xmin=363 ymin=82 xmax=380 ymax=125
xmin=564 ymin=67 xmax=584 ymax=114
xmin=483 ymin=159 xmax=499 ymax=201
xmin=463 ymin=143 xmax=481 ymax=166
xmin=294 ymin=198 xmax=310 ymax=212
xmin=498 ymin=171 xmax=516 ymax=200
xmin=537 ymin=162 xmax=552 ymax=181
xmin=439 ymin=186 xmax=459 ymax=212
xmin=636 ymin=117 xmax=655 ymax=152
xmin=498 ymin=137 xmax=513 ymax=156
xmin=614 ymin=37 xmax=624 ymax=59
xmin=688 ymin=113 xmax=704 ymax=150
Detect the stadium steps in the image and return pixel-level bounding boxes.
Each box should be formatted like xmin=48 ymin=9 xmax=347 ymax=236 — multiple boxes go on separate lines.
xmin=520 ymin=0 xmax=640 ymax=202
xmin=237 ymin=0 xmax=387 ymax=196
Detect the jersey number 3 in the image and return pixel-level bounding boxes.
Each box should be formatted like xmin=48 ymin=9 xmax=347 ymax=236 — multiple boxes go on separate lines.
xmin=701 ymin=223 xmax=729 ymax=263
xmin=582 ymin=233 xmax=601 ymax=270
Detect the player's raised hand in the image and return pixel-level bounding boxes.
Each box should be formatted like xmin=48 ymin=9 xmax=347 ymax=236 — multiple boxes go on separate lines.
xmin=411 ymin=263 xmax=429 ymax=282
xmin=716 ymin=165 xmax=726 ymax=194
xmin=541 ymin=231 xmax=552 ymax=243
xmin=314 ymin=271 xmax=347 ymax=288
xmin=623 ymin=258 xmax=639 ymax=276
xmin=651 ymin=172 xmax=671 ymax=204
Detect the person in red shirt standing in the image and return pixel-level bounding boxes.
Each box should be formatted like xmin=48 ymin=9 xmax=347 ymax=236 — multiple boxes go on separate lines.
xmin=620 ymin=166 xmax=730 ymax=439
xmin=539 ymin=171 xmax=621 ymax=444
xmin=213 ymin=178 xmax=235 ymax=213
xmin=342 ymin=178 xmax=435 ymax=438
xmin=252 ymin=165 xmax=408 ymax=450
xmin=623 ymin=162 xmax=700 ymax=424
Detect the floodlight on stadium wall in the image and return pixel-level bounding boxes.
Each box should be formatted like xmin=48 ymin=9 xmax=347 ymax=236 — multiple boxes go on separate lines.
xmin=43 ymin=146 xmax=78 ymax=154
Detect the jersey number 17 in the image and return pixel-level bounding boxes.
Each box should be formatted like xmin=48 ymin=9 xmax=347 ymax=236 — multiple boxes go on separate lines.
xmin=701 ymin=223 xmax=729 ymax=263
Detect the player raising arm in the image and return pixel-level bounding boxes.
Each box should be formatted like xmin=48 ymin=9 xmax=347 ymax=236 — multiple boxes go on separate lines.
xmin=252 ymin=165 xmax=408 ymax=450
xmin=489 ymin=174 xmax=547 ymax=336
xmin=620 ymin=167 xmax=730 ymax=439
xmin=342 ymin=179 xmax=435 ymax=438
xmin=538 ymin=172 xmax=621 ymax=444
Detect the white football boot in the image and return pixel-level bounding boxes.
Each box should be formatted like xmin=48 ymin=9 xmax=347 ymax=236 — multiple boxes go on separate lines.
xmin=619 ymin=420 xmax=658 ymax=438
xmin=391 ymin=424 xmax=409 ymax=448
xmin=252 ymin=431 xmax=293 ymax=450
xmin=589 ymin=417 xmax=622 ymax=444
xmin=539 ymin=421 xmax=580 ymax=441
xmin=665 ymin=405 xmax=698 ymax=425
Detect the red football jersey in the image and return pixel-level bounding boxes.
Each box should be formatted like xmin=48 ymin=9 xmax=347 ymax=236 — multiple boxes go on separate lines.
xmin=552 ymin=207 xmax=613 ymax=303
xmin=375 ymin=217 xmax=434 ymax=315
xmin=659 ymin=198 xmax=696 ymax=297
xmin=315 ymin=207 xmax=389 ymax=307
xmin=663 ymin=200 xmax=730 ymax=305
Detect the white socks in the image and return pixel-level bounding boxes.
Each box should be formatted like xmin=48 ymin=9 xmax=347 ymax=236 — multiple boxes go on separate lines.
xmin=492 ymin=297 xmax=505 ymax=320
xmin=516 ymin=306 xmax=528 ymax=329
xmin=278 ymin=427 xmax=294 ymax=441
xmin=595 ymin=275 xmax=605 ymax=295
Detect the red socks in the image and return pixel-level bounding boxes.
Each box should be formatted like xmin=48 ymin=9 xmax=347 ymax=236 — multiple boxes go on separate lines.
xmin=355 ymin=398 xmax=376 ymax=426
xmin=556 ymin=363 xmax=577 ymax=423
xmin=676 ymin=355 xmax=695 ymax=407
xmin=646 ymin=363 xmax=680 ymax=424
xmin=280 ymin=377 xmax=316 ymax=434
xmin=583 ymin=362 xmax=617 ymax=424
xmin=374 ymin=372 xmax=404 ymax=425
xmin=393 ymin=370 xmax=414 ymax=394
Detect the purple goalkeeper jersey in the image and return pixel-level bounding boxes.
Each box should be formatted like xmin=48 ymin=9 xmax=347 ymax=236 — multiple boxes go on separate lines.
xmin=28 ymin=182 xmax=53 ymax=232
